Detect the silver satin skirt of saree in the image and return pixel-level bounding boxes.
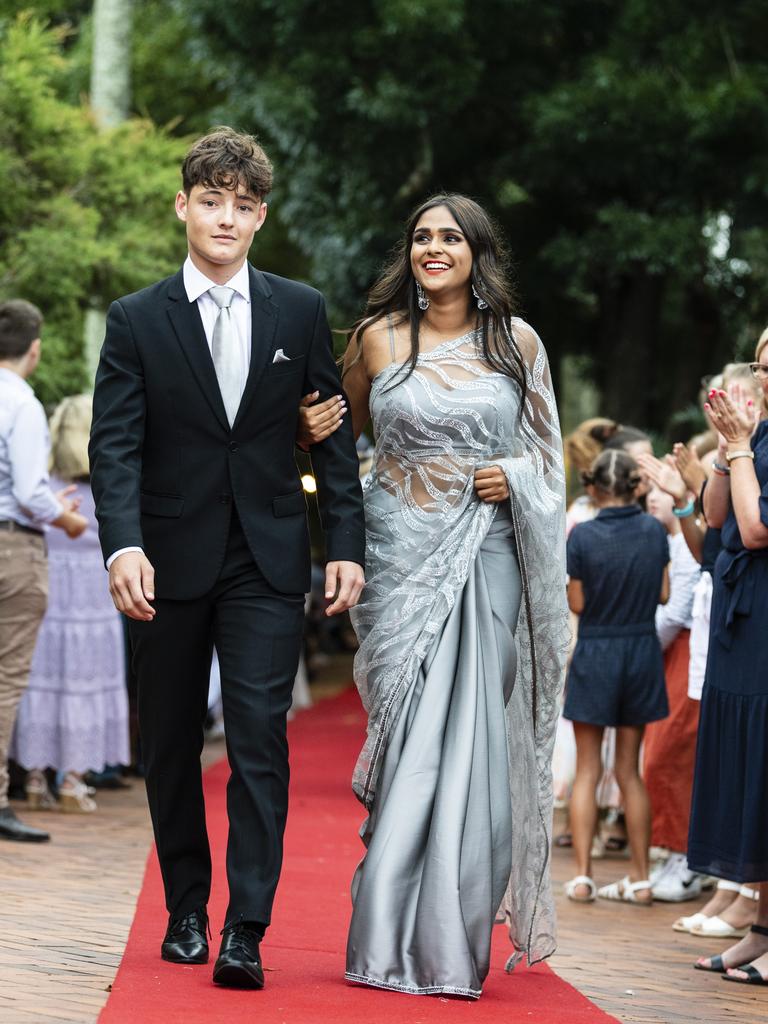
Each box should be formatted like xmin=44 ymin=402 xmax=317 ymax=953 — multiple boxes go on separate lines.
xmin=346 ymin=504 xmax=522 ymax=998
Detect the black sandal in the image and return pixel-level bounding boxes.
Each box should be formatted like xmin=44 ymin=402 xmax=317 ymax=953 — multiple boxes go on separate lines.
xmin=722 ymin=964 xmax=768 ymax=985
xmin=694 ymin=954 xmax=726 ymax=973
xmin=710 ymin=924 xmax=768 ymax=980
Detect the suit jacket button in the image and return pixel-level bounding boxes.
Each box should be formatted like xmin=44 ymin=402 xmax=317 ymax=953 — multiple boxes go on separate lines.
xmin=228 ymin=442 xmax=239 ymax=453
xmin=219 ymin=494 xmax=231 ymax=504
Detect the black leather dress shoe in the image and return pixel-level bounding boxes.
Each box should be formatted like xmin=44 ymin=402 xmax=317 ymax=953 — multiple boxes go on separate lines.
xmin=213 ymin=923 xmax=264 ymax=989
xmin=0 ymin=807 xmax=50 ymax=842
xmin=161 ymin=907 xmax=209 ymax=964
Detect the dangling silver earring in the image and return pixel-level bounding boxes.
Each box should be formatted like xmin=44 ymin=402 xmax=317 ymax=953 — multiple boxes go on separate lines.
xmin=472 ymin=282 xmax=489 ymax=310
xmin=416 ymin=281 xmax=429 ymax=311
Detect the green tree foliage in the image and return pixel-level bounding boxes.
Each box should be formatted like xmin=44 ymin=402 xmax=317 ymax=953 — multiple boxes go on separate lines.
xmin=0 ymin=13 xmax=186 ymax=404
xmin=188 ymin=0 xmax=768 ymax=432
xmin=55 ymin=0 xmax=228 ymax=132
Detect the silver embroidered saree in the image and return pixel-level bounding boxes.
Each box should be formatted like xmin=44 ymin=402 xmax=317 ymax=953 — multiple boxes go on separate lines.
xmin=346 ymin=319 xmax=569 ymax=997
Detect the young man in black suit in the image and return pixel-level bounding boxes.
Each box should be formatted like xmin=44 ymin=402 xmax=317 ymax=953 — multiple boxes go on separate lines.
xmin=89 ymin=128 xmax=365 ymax=989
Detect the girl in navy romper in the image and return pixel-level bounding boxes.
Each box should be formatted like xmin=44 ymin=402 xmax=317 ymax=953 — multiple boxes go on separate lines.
xmin=563 ymin=450 xmax=670 ymax=905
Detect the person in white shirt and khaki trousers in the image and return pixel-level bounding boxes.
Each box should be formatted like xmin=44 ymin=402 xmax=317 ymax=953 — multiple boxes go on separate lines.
xmin=0 ymin=300 xmax=86 ymax=843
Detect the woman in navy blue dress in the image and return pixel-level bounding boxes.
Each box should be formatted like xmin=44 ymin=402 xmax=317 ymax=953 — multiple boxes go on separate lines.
xmin=690 ymin=374 xmax=768 ymax=985
xmin=563 ymin=450 xmax=669 ymax=905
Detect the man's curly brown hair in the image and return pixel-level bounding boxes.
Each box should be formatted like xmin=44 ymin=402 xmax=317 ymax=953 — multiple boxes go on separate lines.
xmin=182 ymin=127 xmax=273 ymax=199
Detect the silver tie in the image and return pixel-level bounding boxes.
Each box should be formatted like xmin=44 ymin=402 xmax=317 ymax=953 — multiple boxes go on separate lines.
xmin=208 ymin=285 xmax=242 ymax=426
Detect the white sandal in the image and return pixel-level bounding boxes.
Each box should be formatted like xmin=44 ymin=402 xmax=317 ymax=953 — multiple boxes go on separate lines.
xmin=25 ymin=770 xmax=59 ymax=811
xmin=564 ymin=875 xmax=597 ymax=903
xmin=673 ymin=879 xmax=743 ymax=932
xmin=673 ymin=911 xmax=710 ymax=933
xmin=59 ymin=776 xmax=97 ymax=814
xmin=689 ymin=915 xmax=749 ymax=939
xmin=597 ymin=875 xmax=652 ymax=904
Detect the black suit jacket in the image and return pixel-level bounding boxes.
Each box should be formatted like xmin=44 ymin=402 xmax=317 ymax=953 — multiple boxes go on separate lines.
xmin=89 ymin=263 xmax=365 ymax=600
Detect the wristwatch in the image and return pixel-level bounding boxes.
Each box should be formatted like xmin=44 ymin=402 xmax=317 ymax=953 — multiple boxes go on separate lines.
xmin=725 ymin=449 xmax=755 ymax=462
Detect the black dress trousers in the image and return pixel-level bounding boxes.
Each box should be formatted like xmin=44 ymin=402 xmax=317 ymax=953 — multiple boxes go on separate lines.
xmin=129 ymin=510 xmax=305 ymax=928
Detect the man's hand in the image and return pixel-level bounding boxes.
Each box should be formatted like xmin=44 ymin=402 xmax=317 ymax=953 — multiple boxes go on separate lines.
xmin=324 ymin=560 xmax=365 ymax=616
xmin=109 ymin=551 xmax=156 ymax=621
xmin=474 ymin=465 xmax=510 ymax=503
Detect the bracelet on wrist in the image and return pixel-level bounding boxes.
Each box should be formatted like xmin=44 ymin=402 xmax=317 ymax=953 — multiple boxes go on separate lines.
xmin=725 ymin=449 xmax=755 ymax=463
xmin=711 ymin=460 xmax=730 ymax=476
xmin=672 ymin=498 xmax=696 ymax=519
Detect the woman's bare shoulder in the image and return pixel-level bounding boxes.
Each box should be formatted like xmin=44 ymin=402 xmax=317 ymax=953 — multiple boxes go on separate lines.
xmin=350 ymin=311 xmax=409 ymax=376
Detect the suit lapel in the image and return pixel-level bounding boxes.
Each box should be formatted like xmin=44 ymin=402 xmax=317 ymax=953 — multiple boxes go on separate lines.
xmin=232 ymin=265 xmax=279 ymax=430
xmin=166 ymin=269 xmax=230 ymax=432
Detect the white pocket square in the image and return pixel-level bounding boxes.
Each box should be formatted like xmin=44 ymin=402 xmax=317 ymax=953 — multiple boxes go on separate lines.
xmin=272 ymin=349 xmax=291 ymax=363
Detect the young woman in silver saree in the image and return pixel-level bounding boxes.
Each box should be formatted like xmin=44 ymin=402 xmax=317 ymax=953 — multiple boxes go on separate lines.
xmin=299 ymin=194 xmax=569 ymax=998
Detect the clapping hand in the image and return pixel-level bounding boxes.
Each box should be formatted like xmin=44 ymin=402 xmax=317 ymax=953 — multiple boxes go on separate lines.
xmin=704 ymin=384 xmax=758 ymax=448
xmin=55 ymin=484 xmax=82 ymax=514
xmin=53 ymin=484 xmax=87 ymax=538
xmin=671 ymin=442 xmax=707 ymax=496
xmin=634 ymin=453 xmax=687 ymax=502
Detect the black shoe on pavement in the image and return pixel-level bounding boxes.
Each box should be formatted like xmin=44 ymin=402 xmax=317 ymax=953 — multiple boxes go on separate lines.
xmin=213 ymin=923 xmax=264 ymax=989
xmin=0 ymin=806 xmax=50 ymax=842
xmin=161 ymin=907 xmax=210 ymax=964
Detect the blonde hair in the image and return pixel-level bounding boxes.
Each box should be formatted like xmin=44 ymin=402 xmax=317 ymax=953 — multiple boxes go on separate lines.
xmin=722 ymin=360 xmax=763 ymax=420
xmin=564 ymin=417 xmax=618 ymax=474
xmin=49 ymin=394 xmax=92 ymax=480
xmin=754 ymin=327 xmax=768 ymax=417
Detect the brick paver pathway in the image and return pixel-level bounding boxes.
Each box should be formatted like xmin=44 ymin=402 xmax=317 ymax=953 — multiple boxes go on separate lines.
xmin=1 ymin=705 xmax=766 ymax=1023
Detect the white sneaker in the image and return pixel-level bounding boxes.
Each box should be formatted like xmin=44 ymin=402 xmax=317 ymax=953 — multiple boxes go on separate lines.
xmin=649 ymin=858 xmax=672 ymax=887
xmin=649 ymin=850 xmax=683 ymax=886
xmin=652 ymin=855 xmax=704 ymax=902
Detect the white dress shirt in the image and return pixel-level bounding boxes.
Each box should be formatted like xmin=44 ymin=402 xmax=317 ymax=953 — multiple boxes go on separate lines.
xmin=0 ymin=368 xmax=63 ymax=529
xmin=183 ymin=255 xmax=252 ymax=368
xmin=106 ymin=257 xmax=252 ymax=569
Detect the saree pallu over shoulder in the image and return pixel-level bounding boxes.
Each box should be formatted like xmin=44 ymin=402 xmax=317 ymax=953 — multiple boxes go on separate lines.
xmin=350 ymin=320 xmax=570 ymax=969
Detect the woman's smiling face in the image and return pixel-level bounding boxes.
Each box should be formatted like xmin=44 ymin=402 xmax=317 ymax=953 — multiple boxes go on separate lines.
xmin=410 ymin=205 xmax=473 ymax=299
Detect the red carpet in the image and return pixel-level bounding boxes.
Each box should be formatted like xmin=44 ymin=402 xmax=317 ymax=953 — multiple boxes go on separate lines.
xmin=100 ymin=689 xmax=617 ymax=1023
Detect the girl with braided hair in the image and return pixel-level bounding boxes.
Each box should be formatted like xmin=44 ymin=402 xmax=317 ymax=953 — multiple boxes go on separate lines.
xmin=562 ymin=449 xmax=670 ymax=906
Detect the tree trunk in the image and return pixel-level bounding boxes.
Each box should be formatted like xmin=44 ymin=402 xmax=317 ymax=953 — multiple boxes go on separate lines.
xmin=86 ymin=0 xmax=133 ymax=381
xmin=596 ymin=268 xmax=666 ymax=429
xmin=90 ymin=0 xmax=133 ymax=129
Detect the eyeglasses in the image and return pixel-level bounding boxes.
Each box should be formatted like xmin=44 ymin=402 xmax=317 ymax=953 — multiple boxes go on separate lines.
xmin=749 ymin=362 xmax=768 ymax=380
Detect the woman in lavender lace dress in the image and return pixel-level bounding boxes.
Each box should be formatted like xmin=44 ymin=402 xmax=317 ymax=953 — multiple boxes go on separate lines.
xmin=299 ymin=195 xmax=568 ymax=998
xmin=12 ymin=395 xmax=129 ymax=811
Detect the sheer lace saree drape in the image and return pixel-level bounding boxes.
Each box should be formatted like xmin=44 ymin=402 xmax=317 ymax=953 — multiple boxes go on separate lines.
xmin=348 ymin=319 xmax=569 ymax=989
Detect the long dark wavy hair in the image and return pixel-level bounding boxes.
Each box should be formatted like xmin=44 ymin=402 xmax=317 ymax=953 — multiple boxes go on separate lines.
xmin=345 ymin=193 xmax=526 ymax=396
